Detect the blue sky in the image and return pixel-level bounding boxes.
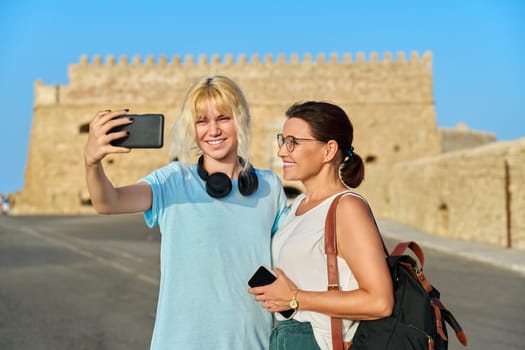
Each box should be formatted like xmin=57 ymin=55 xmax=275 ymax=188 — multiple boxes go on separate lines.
xmin=0 ymin=0 xmax=523 ymax=194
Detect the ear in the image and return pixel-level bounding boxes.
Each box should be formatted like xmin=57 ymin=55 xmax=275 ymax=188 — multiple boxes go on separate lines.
xmin=323 ymin=140 xmax=340 ymax=162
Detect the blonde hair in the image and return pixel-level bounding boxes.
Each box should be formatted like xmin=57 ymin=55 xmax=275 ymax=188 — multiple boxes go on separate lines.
xmin=169 ymin=75 xmax=252 ymax=165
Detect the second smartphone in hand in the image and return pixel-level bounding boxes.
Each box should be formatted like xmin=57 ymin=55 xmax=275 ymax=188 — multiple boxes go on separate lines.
xmin=248 ymin=265 xmax=297 ymax=319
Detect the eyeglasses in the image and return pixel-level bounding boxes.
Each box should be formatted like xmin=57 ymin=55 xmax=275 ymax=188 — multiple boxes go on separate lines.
xmin=277 ymin=133 xmax=318 ymax=152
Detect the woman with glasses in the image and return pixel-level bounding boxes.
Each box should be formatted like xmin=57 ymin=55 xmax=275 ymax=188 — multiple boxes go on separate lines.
xmin=249 ymin=101 xmax=393 ymax=350
xmin=84 ymin=75 xmax=288 ymax=350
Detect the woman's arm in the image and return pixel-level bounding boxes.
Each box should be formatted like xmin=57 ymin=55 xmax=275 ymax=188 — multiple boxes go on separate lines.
xmin=84 ymin=109 xmax=153 ymax=214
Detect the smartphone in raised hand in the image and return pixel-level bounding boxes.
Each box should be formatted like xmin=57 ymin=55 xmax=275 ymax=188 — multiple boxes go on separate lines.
xmin=109 ymin=114 xmax=164 ymax=148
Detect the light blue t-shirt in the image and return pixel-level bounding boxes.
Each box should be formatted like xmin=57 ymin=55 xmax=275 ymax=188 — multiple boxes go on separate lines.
xmin=141 ymin=162 xmax=288 ymax=350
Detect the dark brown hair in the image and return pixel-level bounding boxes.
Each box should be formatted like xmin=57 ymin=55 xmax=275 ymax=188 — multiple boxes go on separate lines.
xmin=285 ymin=101 xmax=364 ymax=188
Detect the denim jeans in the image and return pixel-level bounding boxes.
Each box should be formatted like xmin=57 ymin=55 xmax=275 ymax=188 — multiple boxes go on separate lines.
xmin=270 ymin=319 xmax=321 ymax=350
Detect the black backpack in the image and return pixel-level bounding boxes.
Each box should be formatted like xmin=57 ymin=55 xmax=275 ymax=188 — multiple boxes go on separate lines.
xmin=325 ymin=194 xmax=468 ymax=350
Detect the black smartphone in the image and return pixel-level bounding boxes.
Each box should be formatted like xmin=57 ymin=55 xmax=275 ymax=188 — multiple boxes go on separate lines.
xmin=248 ymin=265 xmax=296 ymax=319
xmin=109 ymin=114 xmax=164 ymax=148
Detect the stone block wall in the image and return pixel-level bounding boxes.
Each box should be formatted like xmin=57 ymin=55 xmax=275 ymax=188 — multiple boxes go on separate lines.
xmin=359 ymin=138 xmax=525 ymax=250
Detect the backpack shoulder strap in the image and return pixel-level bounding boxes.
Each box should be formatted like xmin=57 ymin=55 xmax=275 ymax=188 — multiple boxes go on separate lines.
xmin=324 ymin=193 xmax=345 ymax=350
xmin=324 ymin=193 xmax=344 ymax=291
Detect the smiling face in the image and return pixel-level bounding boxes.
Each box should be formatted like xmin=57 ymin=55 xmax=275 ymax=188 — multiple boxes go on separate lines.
xmin=194 ymin=99 xmax=239 ymax=162
xmin=277 ymin=117 xmax=325 ymax=182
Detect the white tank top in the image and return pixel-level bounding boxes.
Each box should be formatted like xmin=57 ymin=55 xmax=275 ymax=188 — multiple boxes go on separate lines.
xmin=272 ymin=191 xmax=360 ymax=350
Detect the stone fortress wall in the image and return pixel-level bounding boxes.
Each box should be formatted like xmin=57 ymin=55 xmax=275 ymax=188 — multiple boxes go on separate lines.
xmin=12 ymin=51 xmax=525 ymax=250
xmin=360 ymin=138 xmax=525 ymax=250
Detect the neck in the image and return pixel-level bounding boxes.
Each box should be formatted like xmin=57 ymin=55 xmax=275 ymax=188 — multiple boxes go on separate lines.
xmin=201 ymin=155 xmax=242 ymax=178
xmin=302 ymin=167 xmax=346 ymax=202
xmin=303 ymin=184 xmax=346 ymax=203
xmin=296 ymin=176 xmax=345 ymax=216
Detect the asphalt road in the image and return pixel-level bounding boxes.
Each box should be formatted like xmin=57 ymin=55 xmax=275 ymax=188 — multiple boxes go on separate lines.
xmin=1 ymin=214 xmax=524 ymax=350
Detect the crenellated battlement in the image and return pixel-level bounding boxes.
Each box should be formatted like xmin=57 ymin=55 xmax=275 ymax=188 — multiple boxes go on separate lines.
xmin=34 ymin=50 xmax=434 ymax=107
xmin=77 ymin=51 xmax=432 ymax=66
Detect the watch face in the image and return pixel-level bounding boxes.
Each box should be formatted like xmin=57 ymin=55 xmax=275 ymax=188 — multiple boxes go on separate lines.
xmin=289 ymin=299 xmax=298 ymax=309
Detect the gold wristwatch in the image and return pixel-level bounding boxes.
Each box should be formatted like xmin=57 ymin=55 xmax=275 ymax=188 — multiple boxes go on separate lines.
xmin=289 ymin=289 xmax=299 ymax=310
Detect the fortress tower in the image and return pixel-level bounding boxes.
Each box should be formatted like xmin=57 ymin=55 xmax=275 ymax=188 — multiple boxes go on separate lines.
xmin=16 ymin=51 xmax=440 ymax=214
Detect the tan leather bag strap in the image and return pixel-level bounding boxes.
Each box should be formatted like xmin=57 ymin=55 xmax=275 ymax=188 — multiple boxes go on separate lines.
xmin=324 ymin=194 xmax=345 ymax=350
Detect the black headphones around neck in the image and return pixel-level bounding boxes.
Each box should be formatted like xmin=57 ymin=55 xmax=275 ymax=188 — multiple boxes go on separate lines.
xmin=197 ymin=156 xmax=259 ymax=198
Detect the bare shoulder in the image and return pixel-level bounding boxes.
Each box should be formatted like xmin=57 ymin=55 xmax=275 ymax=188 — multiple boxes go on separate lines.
xmin=337 ymin=192 xmax=373 ymax=218
xmin=335 ymin=192 xmax=379 ymax=239
xmin=335 ymin=193 xmax=383 ymax=259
